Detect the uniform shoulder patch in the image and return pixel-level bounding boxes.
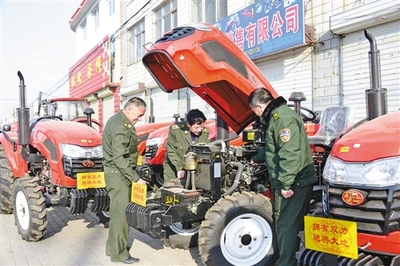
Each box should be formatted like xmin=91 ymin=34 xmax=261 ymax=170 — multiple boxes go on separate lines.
xmin=172 ymin=124 xmax=179 ymax=129
xmin=273 ymin=111 xmax=279 ymax=120
xmin=123 ymin=121 xmax=132 ymax=129
xmin=279 ymin=128 xmax=291 ymax=142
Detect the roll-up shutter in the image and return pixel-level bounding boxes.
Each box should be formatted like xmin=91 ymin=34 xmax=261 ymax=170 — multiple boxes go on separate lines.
xmin=180 ymin=90 xmax=216 ymax=121
xmin=88 ymin=99 xmax=100 ymax=131
xmin=341 ymin=22 xmax=399 ymax=122
xmin=149 ymin=88 xmax=177 ymax=122
xmin=89 ymin=100 xmax=99 ymax=122
xmin=102 ymin=95 xmax=115 ymax=126
xmin=148 ymin=88 xmax=216 ymax=123
xmin=255 ymin=47 xmax=314 ymax=109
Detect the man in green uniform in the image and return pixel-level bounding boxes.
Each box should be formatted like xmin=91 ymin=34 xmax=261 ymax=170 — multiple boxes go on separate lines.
xmin=163 ymin=109 xmax=210 ymax=184
xmin=249 ymin=88 xmax=317 ymax=266
xmin=102 ymin=97 xmax=147 ymax=264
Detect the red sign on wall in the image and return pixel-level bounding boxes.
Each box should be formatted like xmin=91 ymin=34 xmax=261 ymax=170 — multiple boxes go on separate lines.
xmin=69 ymin=36 xmax=110 ymax=98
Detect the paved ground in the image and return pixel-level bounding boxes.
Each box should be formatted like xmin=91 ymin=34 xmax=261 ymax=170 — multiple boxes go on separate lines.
xmin=0 ymin=206 xmax=205 ymax=266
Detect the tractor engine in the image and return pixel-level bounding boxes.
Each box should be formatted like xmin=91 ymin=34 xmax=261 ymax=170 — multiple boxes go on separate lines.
xmin=183 ymin=136 xmax=270 ymax=201
xmin=125 ymin=127 xmax=272 ymax=239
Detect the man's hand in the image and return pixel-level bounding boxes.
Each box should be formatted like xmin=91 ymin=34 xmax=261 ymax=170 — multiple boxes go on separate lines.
xmin=177 ymin=170 xmax=186 ymax=178
xmin=136 ymin=178 xmax=147 ymax=185
xmin=281 ymin=189 xmax=294 ymax=199
xmin=250 ymin=160 xmax=258 ymax=166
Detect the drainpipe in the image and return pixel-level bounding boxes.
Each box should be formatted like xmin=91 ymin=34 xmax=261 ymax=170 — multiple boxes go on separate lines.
xmin=186 ymin=90 xmax=191 ymax=112
xmin=148 ymin=97 xmax=154 ymax=123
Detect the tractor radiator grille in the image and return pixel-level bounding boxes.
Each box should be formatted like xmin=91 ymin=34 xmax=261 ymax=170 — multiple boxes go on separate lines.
xmin=326 ymin=184 xmax=400 ymax=235
xmin=63 ymin=157 xmax=103 ymax=179
xmin=144 ymin=144 xmax=158 ymax=160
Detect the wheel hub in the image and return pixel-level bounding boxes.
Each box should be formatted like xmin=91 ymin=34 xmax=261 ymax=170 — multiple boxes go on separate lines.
xmin=220 ymin=213 xmax=273 ymax=265
xmin=15 ymin=190 xmax=30 ymax=230
xmin=240 ymin=234 xmax=252 ymax=246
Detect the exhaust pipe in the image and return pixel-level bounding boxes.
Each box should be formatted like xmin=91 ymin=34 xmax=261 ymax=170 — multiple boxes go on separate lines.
xmin=216 ymin=115 xmax=229 ymax=141
xmin=17 ymin=71 xmax=31 ymax=161
xmin=364 ymin=30 xmax=387 ymax=120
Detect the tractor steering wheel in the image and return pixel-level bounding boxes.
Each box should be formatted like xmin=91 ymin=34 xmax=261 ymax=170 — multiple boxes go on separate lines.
xmin=36 ymin=115 xmax=63 ymax=122
xmin=287 ymin=104 xmax=317 ymax=122
xmin=30 ymin=115 xmax=63 ymax=132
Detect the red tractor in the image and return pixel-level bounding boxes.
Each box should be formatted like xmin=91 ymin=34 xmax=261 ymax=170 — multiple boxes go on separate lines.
xmin=125 ymin=23 xmax=398 ymax=266
xmin=297 ymin=30 xmax=400 ymax=266
xmin=126 ymin=23 xmax=301 ymax=265
xmin=0 ymin=72 xmax=109 ymax=241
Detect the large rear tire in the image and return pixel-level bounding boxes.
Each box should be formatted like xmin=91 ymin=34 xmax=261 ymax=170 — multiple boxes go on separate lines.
xmin=13 ymin=177 xmax=48 ymax=241
xmin=0 ymin=145 xmax=14 ymax=214
xmin=199 ymin=192 xmax=279 ymax=266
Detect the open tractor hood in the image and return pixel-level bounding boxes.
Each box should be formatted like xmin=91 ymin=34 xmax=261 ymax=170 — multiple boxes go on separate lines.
xmin=142 ymin=23 xmax=278 ymax=134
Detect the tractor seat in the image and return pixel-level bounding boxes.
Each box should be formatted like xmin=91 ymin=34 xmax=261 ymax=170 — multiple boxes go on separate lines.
xmin=308 ymin=106 xmax=353 ymax=147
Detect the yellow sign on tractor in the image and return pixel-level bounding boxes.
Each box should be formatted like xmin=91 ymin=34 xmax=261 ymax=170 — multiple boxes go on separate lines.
xmin=304 ymin=216 xmax=358 ymax=259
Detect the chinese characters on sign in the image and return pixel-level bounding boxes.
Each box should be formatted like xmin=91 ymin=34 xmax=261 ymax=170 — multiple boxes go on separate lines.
xmin=70 ymin=55 xmax=103 ymax=88
xmin=131 ymin=182 xmax=147 ymax=207
xmin=77 ymin=172 xmax=105 ymax=189
xmin=214 ymin=0 xmax=305 ymax=59
xmin=304 ymin=216 xmax=358 ymax=259
xmin=68 ymin=36 xmax=109 ymax=97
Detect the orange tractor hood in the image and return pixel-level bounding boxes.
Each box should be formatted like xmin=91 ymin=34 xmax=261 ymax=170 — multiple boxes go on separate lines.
xmin=142 ymin=23 xmax=278 ymax=134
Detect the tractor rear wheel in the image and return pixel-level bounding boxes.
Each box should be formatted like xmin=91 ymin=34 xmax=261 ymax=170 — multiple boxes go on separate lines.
xmin=199 ymin=192 xmax=279 ymax=266
xmin=0 ymin=145 xmax=14 ymax=214
xmin=13 ymin=177 xmax=48 ymax=241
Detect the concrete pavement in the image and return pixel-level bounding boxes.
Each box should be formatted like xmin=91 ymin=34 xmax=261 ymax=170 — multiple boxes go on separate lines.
xmin=0 ymin=206 xmax=205 ymax=266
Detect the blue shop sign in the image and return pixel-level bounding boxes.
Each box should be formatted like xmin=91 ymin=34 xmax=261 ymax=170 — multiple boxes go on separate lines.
xmin=214 ymin=0 xmax=305 ymax=59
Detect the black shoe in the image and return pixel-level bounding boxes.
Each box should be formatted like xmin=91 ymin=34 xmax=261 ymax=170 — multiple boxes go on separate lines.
xmin=122 ymin=256 xmax=139 ymax=264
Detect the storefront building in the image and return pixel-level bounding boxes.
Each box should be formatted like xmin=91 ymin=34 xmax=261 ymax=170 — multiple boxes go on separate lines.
xmin=69 ymin=0 xmax=399 ymax=127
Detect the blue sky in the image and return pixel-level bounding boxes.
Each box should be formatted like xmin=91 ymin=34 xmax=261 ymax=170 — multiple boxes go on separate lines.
xmin=0 ymin=0 xmax=81 ymax=122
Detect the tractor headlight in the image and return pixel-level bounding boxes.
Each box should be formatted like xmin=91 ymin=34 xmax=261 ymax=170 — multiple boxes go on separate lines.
xmin=323 ymin=155 xmax=400 ymax=187
xmin=61 ymin=144 xmax=103 ymax=158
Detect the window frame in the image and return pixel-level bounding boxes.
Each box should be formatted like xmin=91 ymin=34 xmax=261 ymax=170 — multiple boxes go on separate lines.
xmin=108 ymin=0 xmax=115 ymax=17
xmin=191 ymin=0 xmax=227 ymax=24
xmin=129 ymin=19 xmax=145 ymax=64
xmin=155 ymin=0 xmax=178 ymax=39
xmin=92 ymin=4 xmax=100 ymax=31
xmin=80 ymin=18 xmax=87 ymax=41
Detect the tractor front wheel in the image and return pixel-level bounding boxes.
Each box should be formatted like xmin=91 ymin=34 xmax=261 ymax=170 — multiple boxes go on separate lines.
xmin=97 ymin=211 xmax=110 ymax=228
xmin=199 ymin=192 xmax=279 ymax=266
xmin=13 ymin=177 xmax=48 ymax=241
xmin=161 ymin=221 xmax=200 ymax=249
